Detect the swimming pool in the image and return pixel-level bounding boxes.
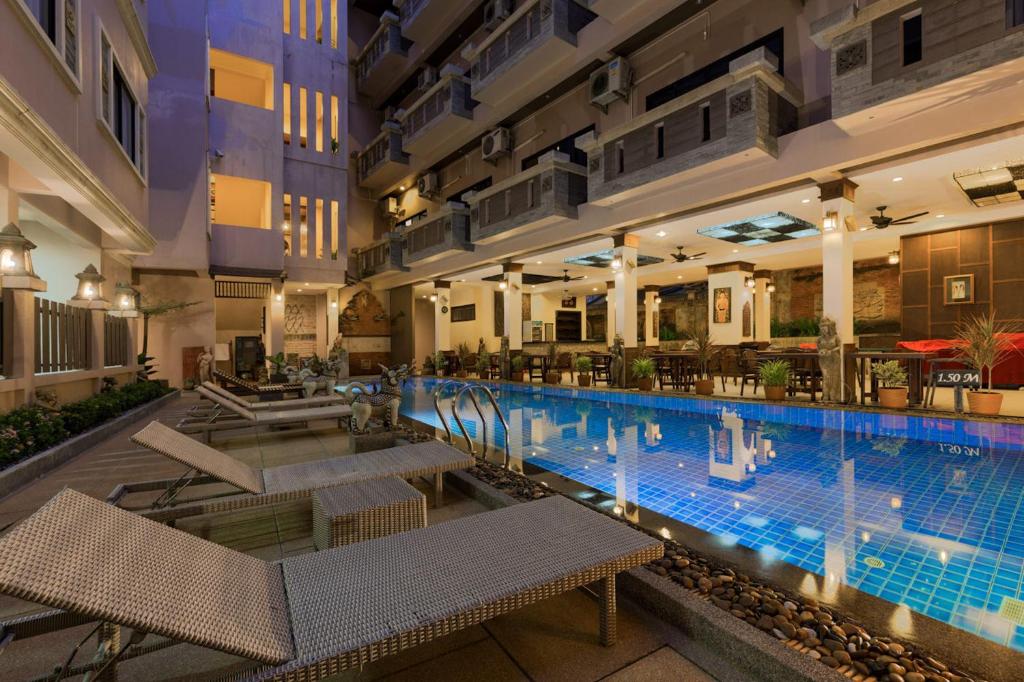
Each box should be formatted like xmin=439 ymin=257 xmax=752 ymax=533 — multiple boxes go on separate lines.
xmin=400 ymin=378 xmax=1024 ymax=652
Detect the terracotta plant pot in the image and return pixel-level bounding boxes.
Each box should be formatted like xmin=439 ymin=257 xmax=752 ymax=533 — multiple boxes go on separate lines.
xmin=967 ymin=391 xmax=1002 ymax=416
xmin=457 ymin=371 xmax=469 ymax=379
xmin=545 ymin=371 xmax=561 ymax=385
xmin=578 ymin=375 xmax=592 ymax=387
xmin=694 ymin=379 xmax=715 ymax=396
xmin=878 ymin=386 xmax=908 ymax=410
xmin=764 ymin=385 xmax=787 ymax=401
xmin=637 ymin=377 xmax=654 ymax=392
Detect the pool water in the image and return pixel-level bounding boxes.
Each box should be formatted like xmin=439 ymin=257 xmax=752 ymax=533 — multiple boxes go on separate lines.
xmin=400 ymin=378 xmax=1024 ymax=651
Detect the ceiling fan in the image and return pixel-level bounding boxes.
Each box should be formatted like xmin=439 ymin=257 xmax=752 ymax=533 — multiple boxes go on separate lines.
xmin=868 ymin=206 xmax=928 ymax=230
xmin=671 ymin=246 xmax=707 ymax=263
xmin=561 ymin=269 xmax=585 ymax=282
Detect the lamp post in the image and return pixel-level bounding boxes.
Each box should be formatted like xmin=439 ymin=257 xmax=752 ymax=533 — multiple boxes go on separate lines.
xmin=0 ymin=223 xmax=45 ymax=291
xmin=70 ymin=264 xmax=109 ymax=309
xmin=109 ymin=282 xmax=139 ymax=318
xmin=0 ymin=224 xmax=46 ymax=393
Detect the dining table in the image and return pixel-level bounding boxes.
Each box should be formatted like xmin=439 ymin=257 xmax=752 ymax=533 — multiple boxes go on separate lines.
xmin=756 ymin=350 xmax=822 ymax=401
xmin=855 ymin=350 xmax=937 ymax=406
xmin=648 ymin=351 xmax=698 ymax=391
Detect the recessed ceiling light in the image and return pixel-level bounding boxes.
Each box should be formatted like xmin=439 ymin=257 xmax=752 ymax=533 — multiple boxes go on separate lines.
xmin=892 ymin=176 xmax=903 ymax=183
xmin=304 ymin=282 xmax=309 ymax=286
xmin=459 ymin=278 xmax=466 ymax=282
xmin=656 ymin=230 xmax=667 ymax=237
xmin=801 ymin=199 xmax=811 ymax=204
xmin=592 ymin=287 xmax=597 ymax=291
xmin=732 ymin=249 xmax=739 ymax=253
xmin=399 ymin=185 xmax=406 ymax=191
xmin=936 ymin=214 xmax=945 ymax=218
xmin=536 ymin=260 xmax=542 ymax=265
xmin=297 ymin=288 xmax=303 ymax=292
xmin=676 ymin=275 xmax=682 ymax=280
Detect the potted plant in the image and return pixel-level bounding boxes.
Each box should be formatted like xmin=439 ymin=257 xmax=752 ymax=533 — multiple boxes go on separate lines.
xmin=422 ymin=354 xmax=435 ymax=376
xmin=632 ymin=357 xmax=656 ymax=391
xmin=544 ymin=342 xmax=561 ymax=384
xmin=759 ymin=359 xmax=791 ymax=401
xmin=955 ymin=313 xmax=1019 ymax=416
xmin=576 ymin=355 xmax=593 ymax=387
xmin=476 ymin=350 xmax=492 ymax=379
xmin=511 ymin=355 xmax=526 ymax=382
xmin=455 ymin=342 xmax=472 ymax=378
xmin=433 ymin=351 xmax=447 ymax=378
xmin=690 ymin=329 xmax=716 ymax=395
xmin=871 ymin=360 xmax=908 ymax=409
xmin=267 ymin=352 xmax=288 ymax=383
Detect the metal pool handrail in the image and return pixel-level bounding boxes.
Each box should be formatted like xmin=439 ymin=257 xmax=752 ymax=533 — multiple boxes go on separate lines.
xmin=453 ymin=384 xmax=510 ymax=468
xmin=432 ymin=379 xmax=468 ymax=444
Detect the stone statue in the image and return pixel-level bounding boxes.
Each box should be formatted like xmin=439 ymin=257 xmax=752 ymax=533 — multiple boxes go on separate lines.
xmin=339 ymin=363 xmax=411 ymax=433
xmin=609 ymin=335 xmax=625 ymax=388
xmin=499 ymin=336 xmax=510 ymax=380
xmin=34 ymin=389 xmax=59 ymax=412
xmin=327 ymin=334 xmax=350 ymax=381
xmin=197 ymin=346 xmax=214 ymax=385
xmin=817 ymin=316 xmax=843 ymax=403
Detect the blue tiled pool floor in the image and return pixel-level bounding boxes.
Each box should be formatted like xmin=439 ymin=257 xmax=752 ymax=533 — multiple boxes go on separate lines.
xmin=401 ymin=379 xmax=1024 ymax=652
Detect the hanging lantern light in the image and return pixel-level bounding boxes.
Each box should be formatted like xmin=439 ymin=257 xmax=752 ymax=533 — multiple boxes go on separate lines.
xmin=610 ymin=256 xmax=622 ymax=270
xmin=654 ymin=295 xmax=662 ymax=305
xmin=72 ymin=264 xmax=106 ymax=304
xmin=109 ymin=282 xmax=138 ymax=317
xmin=0 ymin=223 xmax=38 ymax=279
xmin=766 ymin=282 xmax=776 ymax=294
xmin=888 ymin=250 xmax=900 ymax=265
xmin=745 ymin=276 xmax=756 ymax=289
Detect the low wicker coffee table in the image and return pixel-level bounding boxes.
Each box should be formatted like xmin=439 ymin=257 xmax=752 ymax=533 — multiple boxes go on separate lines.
xmin=313 ymin=478 xmax=427 ymax=549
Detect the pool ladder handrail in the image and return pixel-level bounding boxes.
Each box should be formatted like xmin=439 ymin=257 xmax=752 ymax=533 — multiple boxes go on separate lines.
xmin=431 ymin=380 xmax=510 ymax=468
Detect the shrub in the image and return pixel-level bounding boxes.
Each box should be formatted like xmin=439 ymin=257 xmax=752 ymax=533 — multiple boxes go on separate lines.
xmin=575 ymin=355 xmax=593 ymax=372
xmin=871 ymin=360 xmax=907 ymax=389
xmin=759 ymin=359 xmax=791 ymax=387
xmin=631 ymin=357 xmax=656 ymax=379
xmin=511 ymin=355 xmax=525 ymax=372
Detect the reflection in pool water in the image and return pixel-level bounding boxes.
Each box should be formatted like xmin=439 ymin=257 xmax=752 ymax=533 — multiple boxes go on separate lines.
xmin=401 ymin=378 xmax=1024 ymax=652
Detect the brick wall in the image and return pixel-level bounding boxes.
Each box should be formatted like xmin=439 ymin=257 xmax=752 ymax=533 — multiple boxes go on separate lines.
xmin=771 ymin=258 xmax=901 ymax=324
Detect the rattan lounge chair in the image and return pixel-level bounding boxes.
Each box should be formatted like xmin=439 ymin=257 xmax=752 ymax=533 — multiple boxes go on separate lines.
xmin=0 ymin=489 xmax=662 ymax=681
xmin=112 ymin=421 xmax=474 ymax=518
xmin=213 ymin=368 xmax=304 ymax=399
xmin=178 ymin=386 xmax=352 ymax=442
xmin=199 ymin=381 xmax=345 ymax=410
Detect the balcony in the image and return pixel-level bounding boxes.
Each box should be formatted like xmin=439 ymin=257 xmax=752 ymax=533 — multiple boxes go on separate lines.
xmin=357 ymin=122 xmax=410 ymax=192
xmin=576 ymin=48 xmax=801 ymax=206
xmin=399 ymin=66 xmax=476 ymax=158
xmin=811 ymin=1 xmax=1024 ymax=134
xmin=355 ymin=12 xmax=408 ymax=101
xmin=467 ymin=151 xmax=587 ymax=245
xmin=353 ymin=233 xmax=407 ymax=281
xmin=396 ymin=0 xmax=479 ymax=48
xmin=468 ymin=0 xmax=596 ymax=108
xmin=402 ymin=202 xmax=473 ymax=266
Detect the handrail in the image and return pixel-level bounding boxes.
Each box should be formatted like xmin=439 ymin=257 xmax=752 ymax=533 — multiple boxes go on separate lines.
xmin=432 ymin=379 xmax=468 ymax=443
xmin=454 ymin=384 xmax=511 ymax=468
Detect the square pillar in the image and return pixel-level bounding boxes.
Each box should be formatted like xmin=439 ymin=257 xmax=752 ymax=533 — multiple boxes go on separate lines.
xmin=820 ymin=181 xmax=856 ymax=341
xmin=327 ymin=287 xmax=341 ymax=346
xmin=643 ymin=286 xmax=660 ymax=348
xmin=267 ymin=280 xmax=285 ymax=357
xmin=605 ymin=280 xmax=615 ymax=348
xmin=753 ymin=270 xmax=772 ymax=343
xmin=0 ymin=156 xmax=18 ymax=225
xmin=612 ymin=235 xmax=639 ymax=348
xmin=433 ymin=280 xmax=451 ymax=352
xmin=707 ymin=262 xmax=755 ymax=345
xmin=503 ymin=263 xmax=523 ymax=351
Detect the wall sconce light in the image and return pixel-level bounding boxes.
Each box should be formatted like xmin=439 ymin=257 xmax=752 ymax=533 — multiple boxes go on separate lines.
xmin=498 ymin=280 xmax=508 ymax=290
xmin=275 ymin=293 xmax=283 ymax=302
xmin=822 ymin=211 xmax=839 ymax=232
xmin=610 ymin=256 xmax=622 ymax=270
xmin=654 ymin=296 xmax=662 ymax=305
xmin=888 ymin=250 xmax=900 ymax=265
xmin=429 ymin=294 xmax=438 ymax=303
xmin=0 ymin=223 xmax=38 ymax=279
xmin=111 ymin=282 xmax=138 ymax=316
xmin=766 ymin=282 xmax=776 ymax=293
xmin=744 ymin=276 xmax=756 ymax=289
xmin=72 ymin=264 xmax=106 ymax=304
xmin=331 ymin=300 xmax=338 ymax=308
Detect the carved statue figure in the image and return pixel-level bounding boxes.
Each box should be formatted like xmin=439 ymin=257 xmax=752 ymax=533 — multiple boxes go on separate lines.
xmin=34 ymin=389 xmax=59 ymax=412
xmin=609 ymin=335 xmax=625 ymax=388
xmin=499 ymin=336 xmax=510 ymax=380
xmin=817 ymin=316 xmax=843 ymax=403
xmin=340 ymin=363 xmax=411 ymax=433
xmin=328 ymin=334 xmax=350 ymax=381
xmin=197 ymin=346 xmax=214 ymax=385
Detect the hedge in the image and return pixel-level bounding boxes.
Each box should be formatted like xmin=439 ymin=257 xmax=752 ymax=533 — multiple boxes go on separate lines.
xmin=0 ymin=381 xmax=172 ymax=468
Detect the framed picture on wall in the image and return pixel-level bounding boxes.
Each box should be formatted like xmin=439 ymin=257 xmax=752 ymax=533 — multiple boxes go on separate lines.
xmin=713 ymin=287 xmax=731 ymax=324
xmin=561 ymin=295 xmax=577 ymax=308
xmin=943 ymin=274 xmax=974 ymax=305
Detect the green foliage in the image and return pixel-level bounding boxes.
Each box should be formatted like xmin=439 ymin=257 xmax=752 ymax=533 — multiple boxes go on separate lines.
xmin=433 ymin=351 xmax=447 ymax=371
xmin=631 ymin=357 xmax=656 ymax=379
xmin=268 ymin=352 xmax=287 ymax=372
xmin=0 ymin=382 xmax=171 ymax=468
xmin=476 ymin=351 xmax=492 ymax=375
xmin=871 ymin=360 xmax=908 ymax=388
xmin=659 ymin=322 xmax=679 ymax=341
xmin=688 ymin=328 xmax=715 ymax=379
xmin=956 ymin=313 xmax=1021 ymax=392
xmin=423 ymin=354 xmax=435 ymax=370
xmin=758 ymin=359 xmax=791 ymax=387
xmin=575 ymin=355 xmax=593 ymax=372
xmin=770 ymin=318 xmax=820 ymax=338
xmin=511 ymin=355 xmax=525 ymax=372
xmin=546 ymin=342 xmax=559 ymax=364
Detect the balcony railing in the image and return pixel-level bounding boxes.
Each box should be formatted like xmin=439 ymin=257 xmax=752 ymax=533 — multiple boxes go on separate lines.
xmin=396 ymin=0 xmax=477 ymax=45
xmin=399 ymin=66 xmax=476 ymax=157
xmin=357 ymin=122 xmax=409 ymax=191
xmin=468 ymin=0 xmax=595 ymax=106
xmin=576 ymin=48 xmax=801 ymax=205
xmin=467 ymin=151 xmax=587 ymax=245
xmin=355 ymin=12 xmax=407 ymax=97
xmin=403 ymin=202 xmax=473 ymax=266
xmin=811 ymin=0 xmax=1024 ymax=130
xmin=353 ymin=233 xmax=407 ymax=280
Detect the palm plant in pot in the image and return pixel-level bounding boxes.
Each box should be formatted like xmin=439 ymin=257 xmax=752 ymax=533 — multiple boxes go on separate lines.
xmin=455 ymin=342 xmax=472 ymax=378
xmin=871 ymin=360 xmax=908 ymax=409
xmin=422 ymin=354 xmax=435 ymax=376
xmin=955 ymin=313 xmax=1019 ymax=416
xmin=689 ymin=329 xmax=716 ymax=395
xmin=433 ymin=351 xmax=447 ymax=378
xmin=576 ymin=355 xmax=593 ymax=387
xmin=267 ymin=352 xmax=288 ymax=383
xmin=544 ymin=342 xmax=561 ymax=384
xmin=475 ymin=350 xmax=492 ymax=379
xmin=759 ymin=359 xmax=791 ymax=401
xmin=632 ymin=357 xmax=656 ymax=391
xmin=511 ymin=355 xmax=525 ymax=381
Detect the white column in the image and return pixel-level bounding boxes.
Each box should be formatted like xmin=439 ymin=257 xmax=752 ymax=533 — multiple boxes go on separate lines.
xmin=613 ymin=235 xmax=639 ymax=348
xmin=326 ymin=287 xmax=340 ymax=346
xmin=707 ymin=263 xmax=754 ymax=345
xmin=503 ymin=264 xmax=523 ymax=351
xmin=267 ymin=280 xmax=285 ymax=357
xmin=753 ymin=270 xmax=772 ymax=343
xmin=0 ymin=156 xmax=18 ymax=224
xmin=433 ymin=281 xmax=451 ymax=352
xmin=605 ymin=280 xmax=615 ymax=348
xmin=820 ymin=183 xmax=856 ymax=342
xmin=643 ymin=286 xmax=660 ymax=348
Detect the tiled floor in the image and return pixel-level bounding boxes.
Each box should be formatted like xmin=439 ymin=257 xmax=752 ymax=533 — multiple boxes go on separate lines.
xmin=0 ymin=394 xmax=725 ymax=682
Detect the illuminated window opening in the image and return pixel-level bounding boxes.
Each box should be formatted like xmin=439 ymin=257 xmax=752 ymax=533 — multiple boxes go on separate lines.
xmin=330 ymin=0 xmax=338 ymax=48
xmin=210 ymin=174 xmax=272 ymax=229
xmin=299 ymin=0 xmax=307 ymax=39
xmin=283 ymin=0 xmax=291 ymax=33
xmin=315 ymin=91 xmax=324 ymax=152
xmin=330 ymin=200 xmax=339 ymax=260
xmin=315 ymin=0 xmax=323 ymax=43
xmin=299 ymin=196 xmax=309 ymax=256
xmin=315 ymin=198 xmax=324 ymax=259
xmin=282 ymin=83 xmax=291 ymax=144
xmin=299 ymin=87 xmax=308 ymax=148
xmin=283 ymin=193 xmax=293 ymax=255
xmin=330 ymin=95 xmax=338 ymax=151
xmin=208 ymin=48 xmax=274 ymax=110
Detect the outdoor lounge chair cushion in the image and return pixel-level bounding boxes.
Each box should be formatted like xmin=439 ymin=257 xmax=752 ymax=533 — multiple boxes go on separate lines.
xmin=201 ymin=382 xmax=344 ymax=410
xmin=0 ymin=489 xmax=662 ymax=674
xmin=197 ymin=386 xmax=351 ymax=423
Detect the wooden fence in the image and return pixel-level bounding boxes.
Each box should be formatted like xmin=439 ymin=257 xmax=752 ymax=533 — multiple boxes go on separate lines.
xmin=104 ymin=314 xmax=129 ymax=367
xmin=34 ymin=299 xmax=90 ymax=374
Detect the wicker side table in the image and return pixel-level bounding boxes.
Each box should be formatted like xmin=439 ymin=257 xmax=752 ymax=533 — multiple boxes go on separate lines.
xmin=312 ymin=478 xmax=427 ymax=550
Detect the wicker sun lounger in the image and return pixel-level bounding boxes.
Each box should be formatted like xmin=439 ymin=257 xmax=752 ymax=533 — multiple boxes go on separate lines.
xmin=213 ymin=368 xmax=304 ymax=399
xmin=178 ymin=386 xmax=352 ymax=442
xmin=0 ymin=489 xmax=662 ymax=681
xmin=199 ymin=381 xmax=345 ymax=410
xmin=114 ymin=421 xmax=474 ymax=518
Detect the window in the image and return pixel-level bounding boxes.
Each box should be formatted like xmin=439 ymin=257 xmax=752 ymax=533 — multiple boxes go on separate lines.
xmin=299 ymin=0 xmax=307 ymax=39
xmin=504 ymin=190 xmax=512 ymax=217
xmin=616 ymin=141 xmax=625 ymax=174
xmin=210 ymin=174 xmax=272 ymax=228
xmin=283 ymin=0 xmax=291 ymax=33
xmin=331 ymin=0 xmax=338 ymax=48
xmin=315 ymin=91 xmax=324 ymax=152
xmin=700 ymin=103 xmax=711 ymax=142
xmin=655 ymin=123 xmax=665 ymax=160
xmin=527 ymin=179 xmax=535 ymax=208
xmin=299 ymin=87 xmax=308 ymax=147
xmin=299 ymin=196 xmax=308 ymax=256
xmin=98 ymin=28 xmax=146 ymax=177
xmin=330 ymin=200 xmax=339 ymax=260
xmin=282 ymin=83 xmax=292 ymax=144
xmin=315 ymin=0 xmax=323 ymax=43
xmin=901 ymin=11 xmax=923 ymax=66
xmin=209 ymin=49 xmax=274 ymax=109
xmin=452 ymin=304 xmax=476 ymax=322
xmin=330 ymin=95 xmax=339 ymax=151
xmin=315 ymin=198 xmax=324 ymax=259
xmin=1009 ymin=0 xmax=1023 ymax=27
xmin=283 ymin=194 xmax=293 ymax=254
xmin=20 ymin=0 xmax=79 ymax=79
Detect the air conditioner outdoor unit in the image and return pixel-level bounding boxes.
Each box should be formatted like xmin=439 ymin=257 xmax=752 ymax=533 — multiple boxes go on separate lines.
xmin=417 ymin=66 xmax=438 ymax=91
xmin=589 ymin=56 xmax=633 ymax=113
xmin=481 ymin=127 xmax=512 ymax=163
xmin=417 ymin=172 xmax=439 ymax=198
xmin=381 ymin=196 xmax=402 ymax=217
xmin=483 ymin=0 xmax=513 ymax=31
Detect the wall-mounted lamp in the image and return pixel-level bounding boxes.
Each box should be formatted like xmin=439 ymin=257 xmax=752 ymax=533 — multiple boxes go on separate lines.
xmin=888 ymin=250 xmax=900 ymax=265
xmin=822 ymin=211 xmax=839 ymax=233
xmin=331 ymin=300 xmax=338 ymax=308
xmin=766 ymin=282 xmax=776 ymax=294
xmin=654 ymin=296 xmax=662 ymax=305
xmin=71 ymin=264 xmax=107 ymax=306
xmin=0 ymin=224 xmax=38 ymax=279
xmin=429 ymin=294 xmax=438 ymax=303
xmin=275 ymin=293 xmax=283 ymax=302
xmin=110 ymin=282 xmax=138 ymax=317
xmin=744 ymin=276 xmax=756 ymax=289
xmin=498 ymin=280 xmax=508 ymax=290
xmin=610 ymin=256 xmax=622 ymax=270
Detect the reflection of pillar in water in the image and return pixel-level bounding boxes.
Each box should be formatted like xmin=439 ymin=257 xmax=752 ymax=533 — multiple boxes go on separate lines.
xmin=644 ymin=421 xmax=661 ymax=447
xmin=617 ymin=424 xmax=640 ymax=524
xmin=708 ymin=409 xmax=756 ymax=484
xmin=507 ymin=407 xmax=524 ymax=474
xmin=822 ymin=411 xmax=854 ymax=599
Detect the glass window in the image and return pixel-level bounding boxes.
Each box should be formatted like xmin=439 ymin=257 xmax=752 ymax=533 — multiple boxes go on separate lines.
xmin=113 ymin=64 xmax=137 ymax=161
xmin=901 ymin=12 xmax=923 ymax=66
xmin=283 ymin=193 xmax=293 ymax=255
xmin=25 ymin=0 xmax=57 ymax=44
xmin=299 ymin=87 xmax=308 ymax=148
xmin=299 ymin=196 xmax=309 ymax=256
xmin=315 ymin=0 xmax=323 ymax=43
xmin=330 ymin=200 xmax=339 ymax=260
xmin=1010 ymin=0 xmax=1024 ymax=27
xmin=330 ymin=0 xmax=338 ymax=48
xmin=315 ymin=91 xmax=324 ymax=152
xmin=299 ymin=0 xmax=307 ymax=39
xmin=283 ymin=0 xmax=291 ymax=33
xmin=283 ymin=83 xmax=291 ymax=144
xmin=315 ymin=198 xmax=324 ymax=259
